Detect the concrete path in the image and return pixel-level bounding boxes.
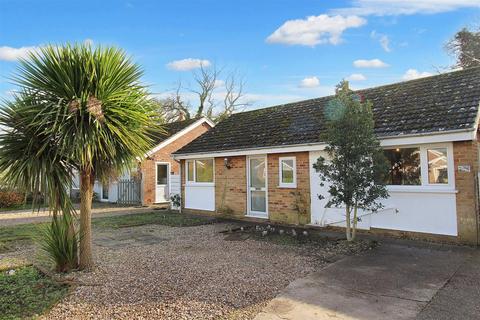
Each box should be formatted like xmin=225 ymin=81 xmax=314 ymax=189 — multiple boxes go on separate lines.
xmin=255 ymin=242 xmax=477 ymax=320
xmin=0 ymin=205 xmax=157 ymax=226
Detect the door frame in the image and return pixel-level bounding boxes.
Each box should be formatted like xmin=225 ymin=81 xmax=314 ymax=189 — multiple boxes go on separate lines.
xmin=246 ymin=155 xmax=268 ymax=218
xmin=155 ymin=161 xmax=170 ymax=203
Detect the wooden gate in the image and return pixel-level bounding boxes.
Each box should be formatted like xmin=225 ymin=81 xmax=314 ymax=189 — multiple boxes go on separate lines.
xmin=117 ymin=178 xmax=141 ymax=205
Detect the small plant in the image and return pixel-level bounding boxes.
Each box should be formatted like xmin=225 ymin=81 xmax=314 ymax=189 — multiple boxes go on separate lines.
xmin=38 ymin=212 xmax=79 ymax=272
xmin=220 ymin=206 xmax=234 ymax=216
xmin=170 ymin=194 xmax=181 ymax=209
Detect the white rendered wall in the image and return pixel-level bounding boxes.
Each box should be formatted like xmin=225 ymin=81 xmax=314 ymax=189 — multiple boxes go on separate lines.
xmin=309 ymin=150 xmax=458 ymax=236
xmin=185 ymin=184 xmax=215 ymax=211
xmin=170 ymin=174 xmax=181 ymax=197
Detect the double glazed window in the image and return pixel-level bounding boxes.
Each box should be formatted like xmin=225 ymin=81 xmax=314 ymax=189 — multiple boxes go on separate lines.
xmin=186 ymin=159 xmax=214 ymax=183
xmin=384 ymin=148 xmax=421 ymax=185
xmin=384 ymin=145 xmax=450 ymax=187
xmin=279 ymin=157 xmax=297 ymax=188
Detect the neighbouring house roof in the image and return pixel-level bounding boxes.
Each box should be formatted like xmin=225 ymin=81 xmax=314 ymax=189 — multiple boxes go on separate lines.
xmin=146 ymin=117 xmax=215 ymax=157
xmin=175 ymin=67 xmax=480 ymax=155
xmin=150 ymin=118 xmax=198 ymax=145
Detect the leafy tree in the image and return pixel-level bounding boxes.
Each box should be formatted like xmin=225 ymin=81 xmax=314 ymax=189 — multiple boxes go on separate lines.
xmin=313 ymin=81 xmax=389 ymax=241
xmin=446 ymin=27 xmax=480 ymax=69
xmin=0 ymin=44 xmax=158 ymax=269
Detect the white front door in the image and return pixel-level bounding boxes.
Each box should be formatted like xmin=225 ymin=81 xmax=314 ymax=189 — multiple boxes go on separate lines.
xmin=155 ymin=163 xmax=169 ymax=203
xmin=247 ymin=155 xmax=268 ymax=218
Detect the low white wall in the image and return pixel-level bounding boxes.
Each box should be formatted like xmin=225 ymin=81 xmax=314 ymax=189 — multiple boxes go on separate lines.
xmin=170 ymin=174 xmax=181 ymax=197
xmin=185 ymin=184 xmax=215 ymax=211
xmin=309 ymin=151 xmax=458 ymax=236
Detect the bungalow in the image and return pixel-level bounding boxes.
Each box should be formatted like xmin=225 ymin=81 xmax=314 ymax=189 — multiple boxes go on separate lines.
xmin=173 ymin=67 xmax=480 ymax=244
xmin=73 ymin=117 xmax=214 ymax=205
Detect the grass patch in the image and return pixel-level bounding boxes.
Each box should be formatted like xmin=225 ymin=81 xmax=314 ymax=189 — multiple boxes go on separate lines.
xmin=0 ymin=204 xmax=47 ymax=212
xmin=93 ymin=211 xmax=214 ymax=229
xmin=0 ymin=211 xmax=213 ymax=253
xmin=0 ymin=223 xmax=45 ymax=253
xmin=0 ymin=266 xmax=68 ymax=320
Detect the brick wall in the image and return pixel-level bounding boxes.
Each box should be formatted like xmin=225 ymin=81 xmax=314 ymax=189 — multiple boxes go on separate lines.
xmin=453 ymin=140 xmax=480 ymax=244
xmin=182 ymin=151 xmax=311 ymax=225
xmin=215 ymin=156 xmax=247 ymax=217
xmin=267 ymin=152 xmax=311 ymax=225
xmin=141 ymin=122 xmax=211 ymax=205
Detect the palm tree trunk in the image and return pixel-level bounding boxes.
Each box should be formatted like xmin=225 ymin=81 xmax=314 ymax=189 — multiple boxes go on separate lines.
xmin=79 ymin=169 xmax=94 ymax=270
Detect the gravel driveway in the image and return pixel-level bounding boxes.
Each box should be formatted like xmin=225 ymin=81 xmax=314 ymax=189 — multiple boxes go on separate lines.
xmin=42 ymin=222 xmax=370 ymax=320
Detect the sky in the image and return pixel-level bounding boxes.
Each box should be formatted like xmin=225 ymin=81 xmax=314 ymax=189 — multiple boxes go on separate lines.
xmin=0 ymin=0 xmax=480 ymax=110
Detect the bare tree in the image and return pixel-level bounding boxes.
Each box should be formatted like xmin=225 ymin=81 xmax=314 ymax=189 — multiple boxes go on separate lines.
xmin=446 ymin=27 xmax=480 ymax=69
xmin=158 ymin=64 xmax=252 ymax=123
xmin=191 ymin=64 xmax=220 ymax=119
xmin=217 ymin=72 xmax=250 ymax=122
xmin=156 ymin=82 xmax=192 ymax=122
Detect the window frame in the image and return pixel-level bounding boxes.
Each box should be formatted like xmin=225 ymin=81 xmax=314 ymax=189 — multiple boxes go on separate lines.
xmin=384 ymin=143 xmax=455 ymax=192
xmin=185 ymin=158 xmax=215 ymax=186
xmin=278 ymin=156 xmax=297 ymax=188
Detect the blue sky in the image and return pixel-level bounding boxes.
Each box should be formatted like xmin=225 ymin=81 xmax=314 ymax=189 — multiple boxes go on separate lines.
xmin=0 ymin=0 xmax=479 ymax=109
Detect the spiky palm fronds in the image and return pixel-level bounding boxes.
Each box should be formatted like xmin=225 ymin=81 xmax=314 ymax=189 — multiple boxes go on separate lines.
xmin=0 ymin=43 xmax=161 ymax=269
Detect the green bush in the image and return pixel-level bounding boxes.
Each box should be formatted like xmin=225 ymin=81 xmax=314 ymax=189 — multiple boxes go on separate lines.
xmin=0 ymin=189 xmax=24 ymax=208
xmin=38 ymin=212 xmax=79 ymax=272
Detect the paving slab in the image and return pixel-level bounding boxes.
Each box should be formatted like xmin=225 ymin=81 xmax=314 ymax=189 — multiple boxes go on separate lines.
xmin=416 ymin=249 xmax=480 ymax=320
xmin=255 ymin=243 xmax=472 ymax=320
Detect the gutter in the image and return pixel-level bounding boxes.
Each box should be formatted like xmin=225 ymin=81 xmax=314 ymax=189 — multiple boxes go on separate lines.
xmin=173 ymin=127 xmax=477 ymax=159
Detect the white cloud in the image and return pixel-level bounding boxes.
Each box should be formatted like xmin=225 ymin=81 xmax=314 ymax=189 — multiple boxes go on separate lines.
xmin=166 ymin=58 xmax=211 ymax=71
xmin=266 ymin=14 xmax=366 ymax=46
xmin=370 ymin=30 xmax=391 ymax=52
xmin=0 ymin=46 xmax=39 ymax=61
xmin=332 ymin=0 xmax=480 ymax=16
xmin=353 ymin=58 xmax=389 ymax=68
xmin=402 ymin=69 xmax=432 ymax=80
xmin=84 ymin=38 xmax=94 ymax=46
xmin=299 ymin=76 xmax=320 ymax=88
xmin=213 ymin=79 xmax=225 ymax=89
xmin=346 ymin=73 xmax=367 ymax=81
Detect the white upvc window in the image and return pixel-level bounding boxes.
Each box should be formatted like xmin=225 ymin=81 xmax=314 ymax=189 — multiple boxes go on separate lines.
xmin=384 ymin=143 xmax=454 ymax=192
xmin=278 ymin=156 xmax=297 ymax=188
xmin=185 ymin=159 xmax=215 ymax=184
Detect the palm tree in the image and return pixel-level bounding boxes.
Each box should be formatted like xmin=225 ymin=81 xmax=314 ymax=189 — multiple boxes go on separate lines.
xmin=0 ymin=44 xmax=158 ymax=269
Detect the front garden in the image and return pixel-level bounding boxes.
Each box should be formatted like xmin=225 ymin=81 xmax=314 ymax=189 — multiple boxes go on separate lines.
xmin=0 ymin=210 xmax=374 ymax=320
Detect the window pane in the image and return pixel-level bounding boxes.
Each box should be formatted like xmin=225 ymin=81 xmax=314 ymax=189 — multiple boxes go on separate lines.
xmin=428 ymin=148 xmax=448 ymax=184
xmin=195 ymin=159 xmax=213 ymax=182
xmin=251 ymin=190 xmax=266 ymax=212
xmin=157 ymin=164 xmax=167 ymax=185
xmin=187 ymin=161 xmax=194 ymax=181
xmin=250 ymin=158 xmax=265 ymax=188
xmin=281 ymin=159 xmax=294 ymax=184
xmin=384 ymin=148 xmax=421 ymax=185
xmin=102 ymin=183 xmax=109 ymax=199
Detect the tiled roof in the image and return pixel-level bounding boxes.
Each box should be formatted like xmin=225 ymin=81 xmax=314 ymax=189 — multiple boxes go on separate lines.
xmin=150 ymin=118 xmax=198 ymax=145
xmin=175 ymin=67 xmax=480 ymax=155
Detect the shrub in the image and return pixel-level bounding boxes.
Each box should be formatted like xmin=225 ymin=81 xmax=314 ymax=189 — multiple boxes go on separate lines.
xmin=38 ymin=212 xmax=79 ymax=272
xmin=170 ymin=194 xmax=181 ymax=209
xmin=0 ymin=189 xmax=24 ymax=208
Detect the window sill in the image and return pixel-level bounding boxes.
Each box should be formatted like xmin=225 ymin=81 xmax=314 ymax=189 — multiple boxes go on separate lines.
xmin=387 ymin=186 xmax=457 ymax=194
xmin=185 ymin=183 xmax=215 ymax=187
xmin=278 ymin=184 xmax=297 ymax=189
